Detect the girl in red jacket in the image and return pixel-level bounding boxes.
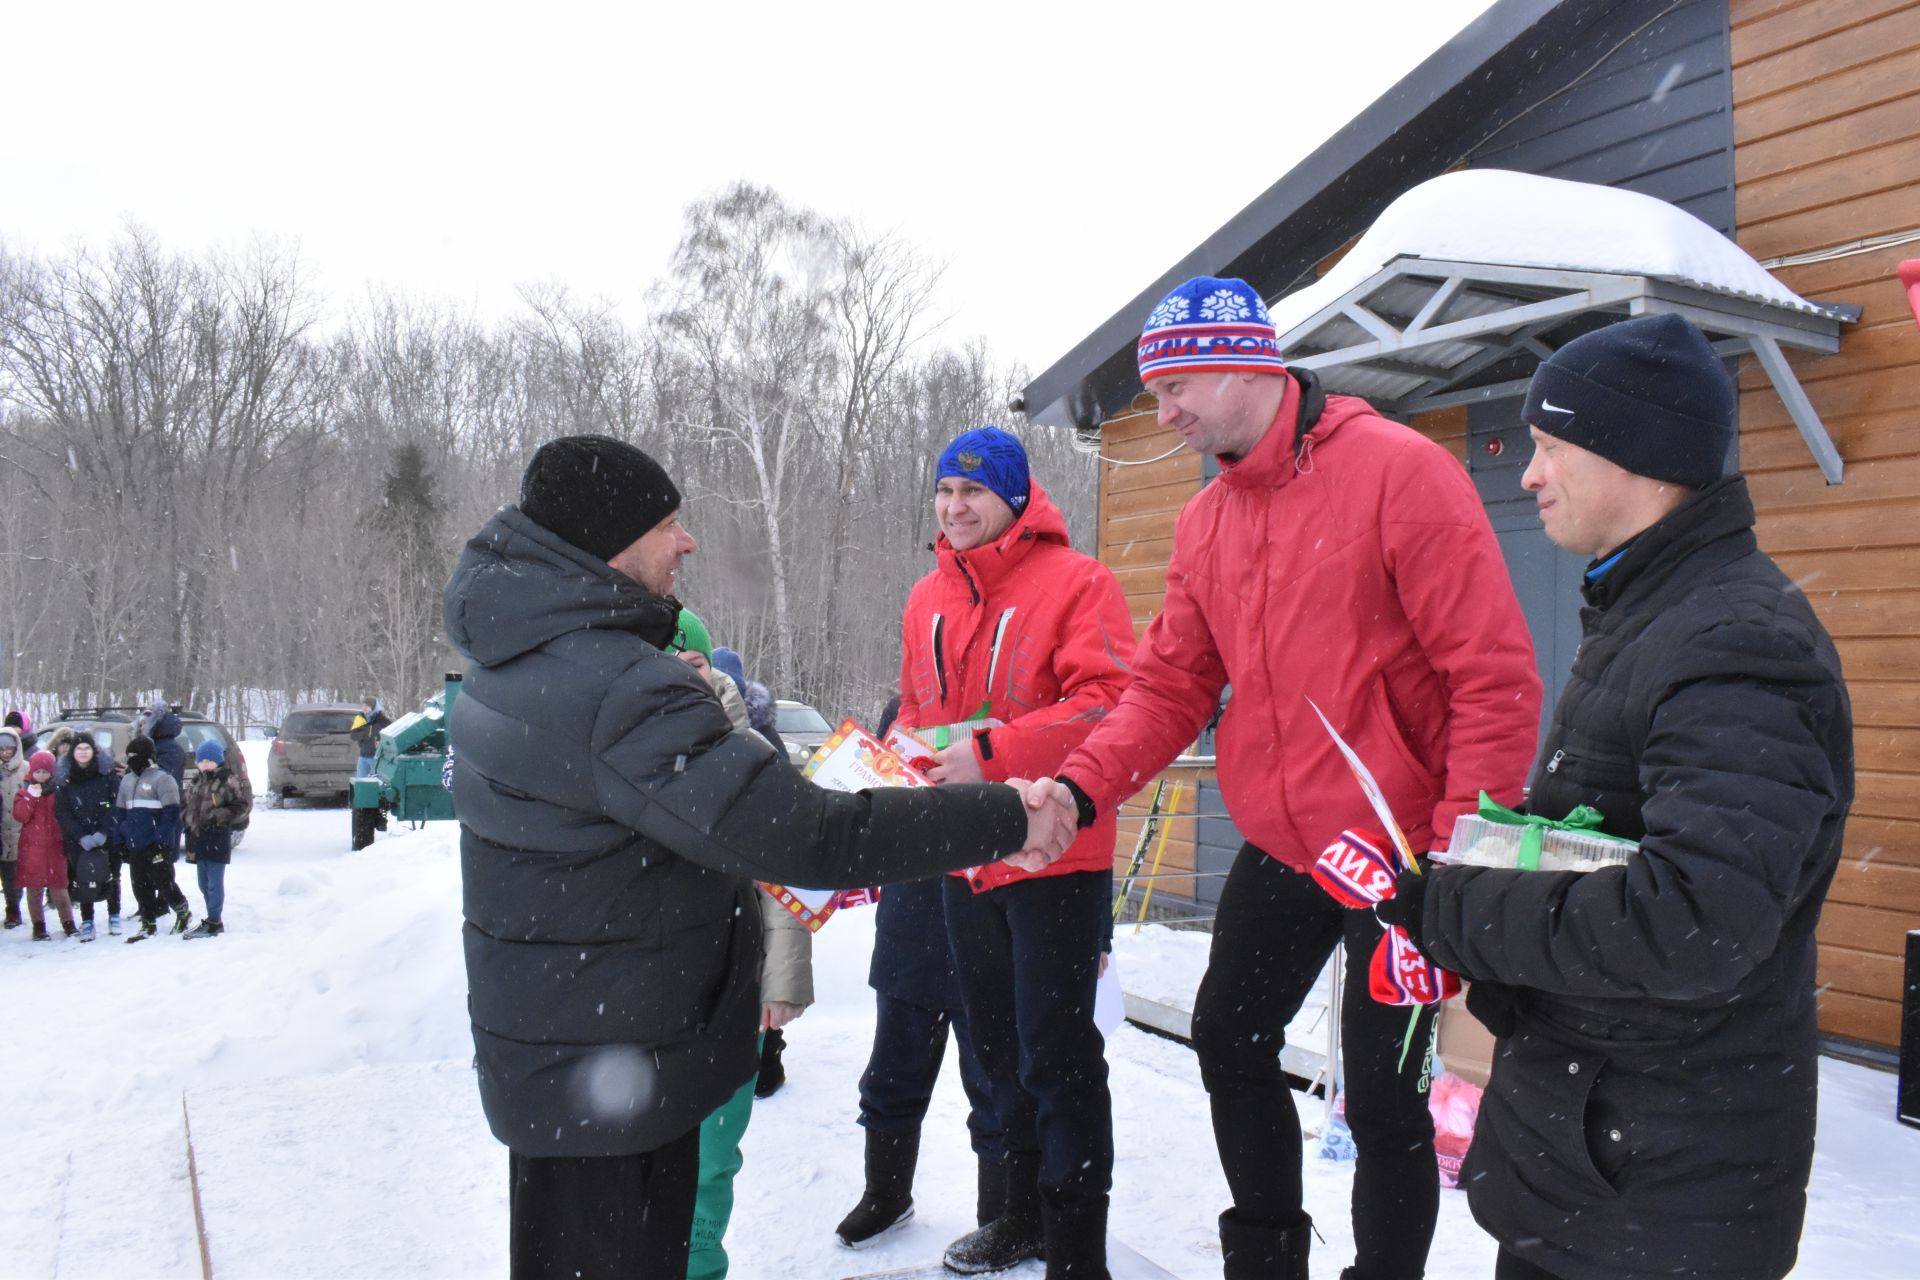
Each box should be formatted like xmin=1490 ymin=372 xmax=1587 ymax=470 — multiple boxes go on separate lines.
xmin=14 ymin=750 xmax=76 ymax=940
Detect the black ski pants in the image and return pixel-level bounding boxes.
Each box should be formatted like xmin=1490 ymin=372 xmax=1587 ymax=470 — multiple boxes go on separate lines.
xmin=858 ymin=990 xmax=1005 ymax=1162
xmin=507 ymin=1124 xmax=700 ymax=1280
xmin=943 ymin=870 xmax=1111 ymax=1215
xmin=1191 ymin=844 xmax=1439 ymax=1280
xmin=127 ymin=845 xmax=188 ymax=924
xmin=1 ymin=859 xmax=18 ymax=923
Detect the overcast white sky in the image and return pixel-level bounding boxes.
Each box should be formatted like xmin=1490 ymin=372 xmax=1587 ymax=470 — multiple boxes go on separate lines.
xmin=5 ymin=0 xmax=1499 ymax=378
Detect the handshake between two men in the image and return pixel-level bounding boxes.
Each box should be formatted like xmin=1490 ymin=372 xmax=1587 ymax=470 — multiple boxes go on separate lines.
xmin=999 ymin=777 xmax=1084 ymax=872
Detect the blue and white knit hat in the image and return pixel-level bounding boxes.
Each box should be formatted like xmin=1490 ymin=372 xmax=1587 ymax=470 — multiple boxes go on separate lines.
xmin=1136 ymin=276 xmax=1286 ymax=383
xmin=936 ymin=426 xmax=1030 ymax=512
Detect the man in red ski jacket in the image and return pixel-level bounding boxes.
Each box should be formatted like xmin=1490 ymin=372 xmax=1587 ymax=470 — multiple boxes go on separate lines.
xmin=1030 ymin=276 xmax=1542 ymax=1280
xmin=896 ymin=426 xmax=1134 ymax=1279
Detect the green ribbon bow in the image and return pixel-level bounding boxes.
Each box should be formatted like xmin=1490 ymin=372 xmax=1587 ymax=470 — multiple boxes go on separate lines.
xmin=1475 ymin=791 xmax=1636 ymax=871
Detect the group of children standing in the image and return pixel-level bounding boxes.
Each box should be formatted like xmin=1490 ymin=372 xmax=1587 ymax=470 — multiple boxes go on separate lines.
xmin=1 ymin=703 xmax=252 ymax=944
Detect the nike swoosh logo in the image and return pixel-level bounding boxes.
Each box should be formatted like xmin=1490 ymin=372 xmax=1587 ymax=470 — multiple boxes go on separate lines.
xmin=1540 ymin=399 xmax=1575 ymax=415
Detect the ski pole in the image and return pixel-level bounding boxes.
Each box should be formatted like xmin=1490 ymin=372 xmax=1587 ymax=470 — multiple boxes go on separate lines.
xmin=1113 ymin=778 xmax=1169 ymax=919
xmin=1132 ymin=783 xmax=1183 ymax=931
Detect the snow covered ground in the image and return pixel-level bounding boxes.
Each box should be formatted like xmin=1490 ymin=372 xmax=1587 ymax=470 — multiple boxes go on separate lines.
xmin=2 ymin=740 xmax=1916 ymax=1278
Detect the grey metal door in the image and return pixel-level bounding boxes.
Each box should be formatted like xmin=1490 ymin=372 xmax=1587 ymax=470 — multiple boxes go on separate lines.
xmin=1467 ymin=399 xmax=1584 ymax=754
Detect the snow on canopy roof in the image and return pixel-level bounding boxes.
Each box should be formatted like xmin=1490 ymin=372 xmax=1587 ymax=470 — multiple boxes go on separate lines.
xmin=1269 ymin=169 xmax=1825 ymax=342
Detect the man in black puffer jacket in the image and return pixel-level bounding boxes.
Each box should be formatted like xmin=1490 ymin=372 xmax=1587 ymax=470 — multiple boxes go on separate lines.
xmin=1363 ymin=315 xmax=1853 ymax=1280
xmin=443 ymin=435 xmax=1071 ymax=1280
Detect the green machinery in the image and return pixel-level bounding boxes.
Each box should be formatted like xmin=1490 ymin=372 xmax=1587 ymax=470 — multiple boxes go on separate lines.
xmin=350 ymin=672 xmax=461 ymax=850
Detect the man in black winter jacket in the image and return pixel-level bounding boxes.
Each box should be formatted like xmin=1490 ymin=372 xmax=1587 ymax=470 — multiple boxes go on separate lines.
xmin=1359 ymin=315 xmax=1853 ymax=1280
xmin=443 ymin=435 xmax=1073 ymax=1280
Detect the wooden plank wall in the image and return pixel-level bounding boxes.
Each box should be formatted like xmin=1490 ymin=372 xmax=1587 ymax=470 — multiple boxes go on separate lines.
xmin=1097 ymin=396 xmax=1209 ymax=900
xmin=1732 ymin=0 xmax=1920 ymax=1047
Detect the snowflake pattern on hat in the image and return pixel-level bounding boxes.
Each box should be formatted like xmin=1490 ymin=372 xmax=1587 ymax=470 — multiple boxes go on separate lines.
xmin=1146 ymin=295 xmax=1192 ymax=329
xmin=1199 ymin=289 xmax=1254 ymax=322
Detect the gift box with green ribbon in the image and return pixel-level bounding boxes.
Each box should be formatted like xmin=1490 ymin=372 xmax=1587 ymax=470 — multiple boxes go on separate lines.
xmin=1437 ymin=792 xmax=1640 ymax=872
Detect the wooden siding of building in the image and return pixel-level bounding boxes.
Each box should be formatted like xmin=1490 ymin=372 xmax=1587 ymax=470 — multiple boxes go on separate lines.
xmin=1732 ymin=0 xmax=1920 ymax=1047
xmin=1096 ymin=397 xmax=1209 ymax=895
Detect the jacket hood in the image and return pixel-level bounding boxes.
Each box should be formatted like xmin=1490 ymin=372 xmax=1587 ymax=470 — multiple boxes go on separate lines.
xmin=0 ymin=727 xmax=22 ymax=763
xmin=933 ymin=479 xmax=1071 ymax=593
xmin=144 ymin=707 xmax=183 ymax=741
xmin=1217 ymin=371 xmax=1370 ymax=493
xmin=444 ymin=505 xmax=681 ymax=669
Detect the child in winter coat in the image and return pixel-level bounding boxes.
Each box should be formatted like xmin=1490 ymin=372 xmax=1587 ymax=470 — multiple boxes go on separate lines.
xmin=13 ymin=751 xmax=77 ymax=939
xmin=56 ymin=737 xmax=122 ymax=940
xmin=117 ymin=734 xmax=191 ymax=940
xmin=0 ymin=726 xmax=27 ymax=927
xmin=180 ymin=740 xmax=251 ymax=938
xmin=673 ymin=609 xmax=817 ymax=1280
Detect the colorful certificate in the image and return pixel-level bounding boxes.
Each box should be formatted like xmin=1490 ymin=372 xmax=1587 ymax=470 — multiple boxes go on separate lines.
xmin=761 ymin=720 xmax=927 ymax=930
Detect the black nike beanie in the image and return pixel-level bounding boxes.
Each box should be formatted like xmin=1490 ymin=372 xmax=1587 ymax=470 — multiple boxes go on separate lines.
xmin=1522 ymin=313 xmax=1736 ymax=488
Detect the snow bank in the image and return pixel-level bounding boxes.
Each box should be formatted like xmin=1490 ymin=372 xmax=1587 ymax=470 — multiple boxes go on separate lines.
xmin=4 ymin=762 xmax=1916 ymax=1277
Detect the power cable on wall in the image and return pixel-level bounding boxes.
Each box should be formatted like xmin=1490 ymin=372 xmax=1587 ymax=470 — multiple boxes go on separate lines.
xmin=1080 ymin=439 xmax=1190 ymax=467
xmin=1759 ymin=229 xmax=1920 ymax=271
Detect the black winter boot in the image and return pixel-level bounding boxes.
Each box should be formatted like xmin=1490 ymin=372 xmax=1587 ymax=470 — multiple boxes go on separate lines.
xmin=754 ymin=1028 xmax=787 ymax=1098
xmin=943 ymin=1152 xmax=1042 ymax=1274
xmin=976 ymin=1157 xmax=1007 ymax=1227
xmin=835 ymin=1128 xmax=920 ymax=1249
xmin=1041 ymin=1199 xmax=1109 ymax=1279
xmin=1219 ymin=1209 xmax=1312 ymax=1280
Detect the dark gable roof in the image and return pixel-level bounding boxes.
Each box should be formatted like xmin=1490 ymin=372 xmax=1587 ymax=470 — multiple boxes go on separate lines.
xmin=1023 ymin=0 xmax=1641 ymax=429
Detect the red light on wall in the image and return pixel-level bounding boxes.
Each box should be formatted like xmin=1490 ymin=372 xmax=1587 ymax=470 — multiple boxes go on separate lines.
xmin=1900 ymin=260 xmax=1920 ymax=332
xmin=1484 ymin=437 xmax=1504 ymax=457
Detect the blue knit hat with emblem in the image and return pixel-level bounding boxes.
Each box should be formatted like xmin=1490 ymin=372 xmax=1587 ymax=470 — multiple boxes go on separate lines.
xmin=1137 ymin=276 xmax=1286 ymax=383
xmin=936 ymin=426 xmax=1030 ymax=513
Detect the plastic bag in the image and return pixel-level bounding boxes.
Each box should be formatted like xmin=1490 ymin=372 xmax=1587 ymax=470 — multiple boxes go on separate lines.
xmin=1429 ymin=1071 xmax=1483 ymax=1188
xmin=1317 ymin=1090 xmax=1357 ymax=1162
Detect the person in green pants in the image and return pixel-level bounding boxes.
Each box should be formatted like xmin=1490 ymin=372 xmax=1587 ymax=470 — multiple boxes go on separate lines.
xmin=676 ymin=613 xmax=816 ymax=1280
xmin=688 ymin=888 xmax=813 ymax=1279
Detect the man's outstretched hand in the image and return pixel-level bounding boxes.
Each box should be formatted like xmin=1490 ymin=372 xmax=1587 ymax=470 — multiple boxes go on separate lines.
xmin=997 ymin=777 xmax=1079 ymax=872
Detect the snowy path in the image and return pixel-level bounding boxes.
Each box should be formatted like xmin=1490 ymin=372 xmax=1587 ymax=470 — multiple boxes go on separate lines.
xmin=1 ymin=746 xmax=1915 ymax=1277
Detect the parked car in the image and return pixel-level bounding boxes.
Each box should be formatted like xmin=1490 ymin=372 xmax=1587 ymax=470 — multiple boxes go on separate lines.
xmin=267 ymin=703 xmax=364 ymax=802
xmin=40 ymin=705 xmax=250 ymax=847
xmin=773 ymin=699 xmax=834 ymax=767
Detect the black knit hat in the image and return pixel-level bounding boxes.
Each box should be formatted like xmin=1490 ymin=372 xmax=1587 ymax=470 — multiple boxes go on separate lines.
xmin=127 ymin=734 xmax=155 ymax=772
xmin=1522 ymin=314 xmax=1736 ymax=488
xmin=518 ymin=435 xmax=682 ymax=561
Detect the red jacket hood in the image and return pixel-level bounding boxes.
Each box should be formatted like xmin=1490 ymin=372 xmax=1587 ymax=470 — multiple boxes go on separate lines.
xmin=1215 ymin=372 xmax=1377 ymax=495
xmin=931 ymin=480 xmax=1071 ymax=596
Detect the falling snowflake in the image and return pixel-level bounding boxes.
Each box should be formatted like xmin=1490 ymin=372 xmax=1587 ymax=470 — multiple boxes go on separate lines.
xmin=1146 ymin=296 xmax=1191 ymax=328
xmin=1199 ymin=289 xmax=1254 ymax=322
